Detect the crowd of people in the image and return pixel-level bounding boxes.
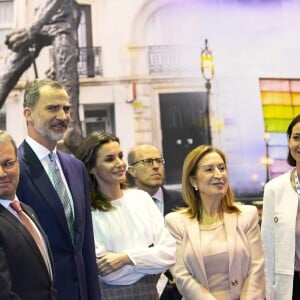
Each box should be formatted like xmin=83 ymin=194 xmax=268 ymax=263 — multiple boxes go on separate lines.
xmin=0 ymin=77 xmax=299 ymax=299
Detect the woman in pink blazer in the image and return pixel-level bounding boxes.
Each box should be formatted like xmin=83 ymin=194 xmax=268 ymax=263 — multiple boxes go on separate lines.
xmin=165 ymin=145 xmax=265 ymax=300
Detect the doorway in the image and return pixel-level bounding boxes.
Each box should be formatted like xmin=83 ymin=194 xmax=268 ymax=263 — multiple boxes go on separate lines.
xmin=159 ymin=92 xmax=210 ymax=184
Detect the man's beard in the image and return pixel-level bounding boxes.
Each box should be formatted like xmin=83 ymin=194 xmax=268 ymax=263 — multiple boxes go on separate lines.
xmin=33 ymin=116 xmax=66 ymax=142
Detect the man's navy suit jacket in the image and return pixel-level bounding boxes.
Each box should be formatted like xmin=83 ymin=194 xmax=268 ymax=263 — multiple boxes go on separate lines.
xmin=0 ymin=202 xmax=56 ymax=299
xmin=16 ymin=141 xmax=100 ymax=300
xmin=162 ymin=186 xmax=185 ymax=216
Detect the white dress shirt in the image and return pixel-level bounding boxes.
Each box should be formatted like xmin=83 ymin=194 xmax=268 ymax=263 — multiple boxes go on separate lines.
xmin=25 ymin=136 xmax=74 ymax=215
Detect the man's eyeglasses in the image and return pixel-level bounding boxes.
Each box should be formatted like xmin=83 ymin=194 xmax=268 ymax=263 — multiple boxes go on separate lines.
xmin=131 ymin=158 xmax=165 ymax=167
xmin=0 ymin=159 xmax=18 ymax=171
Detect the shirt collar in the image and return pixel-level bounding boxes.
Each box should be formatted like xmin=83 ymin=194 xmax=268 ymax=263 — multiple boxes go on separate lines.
xmin=0 ymin=197 xmax=18 ymax=209
xmin=152 ymin=186 xmax=163 ymax=203
xmin=26 ymin=136 xmax=57 ymax=161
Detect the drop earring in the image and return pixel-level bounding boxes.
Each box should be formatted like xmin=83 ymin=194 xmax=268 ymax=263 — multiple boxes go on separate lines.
xmin=193 ymin=186 xmax=198 ymax=191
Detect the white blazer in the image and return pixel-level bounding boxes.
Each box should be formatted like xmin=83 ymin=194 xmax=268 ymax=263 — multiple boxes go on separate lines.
xmin=261 ymin=170 xmax=297 ymax=300
xmin=165 ymin=205 xmax=265 ymax=300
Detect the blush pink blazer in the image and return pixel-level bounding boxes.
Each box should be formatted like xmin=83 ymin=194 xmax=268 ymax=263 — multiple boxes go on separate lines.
xmin=165 ymin=205 xmax=265 ymax=300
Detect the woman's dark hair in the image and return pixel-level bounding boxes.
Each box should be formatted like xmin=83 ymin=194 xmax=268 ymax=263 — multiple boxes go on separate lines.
xmin=287 ymin=114 xmax=300 ymax=166
xmin=76 ymin=131 xmax=126 ymax=211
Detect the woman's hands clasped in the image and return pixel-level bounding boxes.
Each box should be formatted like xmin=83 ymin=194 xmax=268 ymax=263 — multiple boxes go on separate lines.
xmin=97 ymin=252 xmax=133 ymax=276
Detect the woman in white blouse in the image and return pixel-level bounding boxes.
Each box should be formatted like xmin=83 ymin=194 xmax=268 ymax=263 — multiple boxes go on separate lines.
xmin=76 ymin=131 xmax=175 ymax=299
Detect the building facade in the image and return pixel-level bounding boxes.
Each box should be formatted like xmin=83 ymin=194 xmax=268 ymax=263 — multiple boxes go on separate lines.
xmin=1 ymin=0 xmax=300 ymax=193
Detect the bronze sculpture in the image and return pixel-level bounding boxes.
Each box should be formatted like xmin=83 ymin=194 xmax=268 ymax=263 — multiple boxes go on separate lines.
xmin=0 ymin=0 xmax=82 ymax=137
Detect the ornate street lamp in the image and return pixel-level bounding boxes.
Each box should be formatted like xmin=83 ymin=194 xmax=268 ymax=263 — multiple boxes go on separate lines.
xmin=201 ymin=39 xmax=214 ymax=144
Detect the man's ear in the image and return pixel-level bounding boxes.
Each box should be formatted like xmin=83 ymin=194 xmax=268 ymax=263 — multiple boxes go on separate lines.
xmin=24 ymin=107 xmax=33 ymax=122
xmin=127 ymin=166 xmax=136 ymax=177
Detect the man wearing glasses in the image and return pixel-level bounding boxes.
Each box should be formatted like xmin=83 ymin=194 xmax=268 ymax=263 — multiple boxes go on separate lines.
xmin=127 ymin=144 xmax=184 ymax=216
xmin=127 ymin=144 xmax=184 ymax=300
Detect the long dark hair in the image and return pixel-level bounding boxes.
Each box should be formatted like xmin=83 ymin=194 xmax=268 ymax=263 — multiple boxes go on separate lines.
xmin=76 ymin=131 xmax=125 ymax=211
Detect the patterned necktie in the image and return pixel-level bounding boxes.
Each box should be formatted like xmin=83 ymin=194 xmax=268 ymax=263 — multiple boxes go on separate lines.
xmin=10 ymin=200 xmax=51 ymax=275
xmin=48 ymin=152 xmax=75 ymax=242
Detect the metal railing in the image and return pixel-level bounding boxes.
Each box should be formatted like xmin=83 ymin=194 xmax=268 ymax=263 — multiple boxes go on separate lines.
xmin=148 ymin=45 xmax=200 ymax=75
xmin=78 ymin=46 xmax=103 ymax=77
xmin=49 ymin=46 xmax=103 ymax=78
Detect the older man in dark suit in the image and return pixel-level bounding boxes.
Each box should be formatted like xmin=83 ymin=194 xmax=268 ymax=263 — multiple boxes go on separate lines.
xmin=127 ymin=144 xmax=184 ymax=215
xmin=16 ymin=79 xmax=100 ymax=300
xmin=0 ymin=130 xmax=56 ymax=299
xmin=127 ymin=144 xmax=184 ymax=300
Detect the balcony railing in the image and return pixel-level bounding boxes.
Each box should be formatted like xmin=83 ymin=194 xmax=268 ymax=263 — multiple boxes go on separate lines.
xmin=78 ymin=46 xmax=103 ymax=77
xmin=148 ymin=45 xmax=200 ymax=75
xmin=49 ymin=46 xmax=102 ymax=78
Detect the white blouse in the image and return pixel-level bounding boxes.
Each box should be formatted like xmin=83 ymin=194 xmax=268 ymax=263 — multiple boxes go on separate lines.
xmin=92 ymin=188 xmax=176 ymax=285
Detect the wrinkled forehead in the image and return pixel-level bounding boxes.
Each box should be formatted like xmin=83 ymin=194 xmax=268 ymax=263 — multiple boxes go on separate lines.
xmin=37 ymin=86 xmax=70 ymax=105
xmin=40 ymin=85 xmax=69 ymax=99
xmin=135 ymin=147 xmax=161 ymax=160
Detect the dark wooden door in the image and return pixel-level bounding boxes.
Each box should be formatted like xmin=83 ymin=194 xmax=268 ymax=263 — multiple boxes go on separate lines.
xmin=159 ymin=92 xmax=210 ymax=184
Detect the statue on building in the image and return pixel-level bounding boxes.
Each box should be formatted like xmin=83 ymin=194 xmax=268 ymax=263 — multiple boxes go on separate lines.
xmin=0 ymin=0 xmax=82 ymax=143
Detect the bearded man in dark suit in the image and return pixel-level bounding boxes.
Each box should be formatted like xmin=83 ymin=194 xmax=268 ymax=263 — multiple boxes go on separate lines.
xmin=16 ymin=79 xmax=100 ymax=300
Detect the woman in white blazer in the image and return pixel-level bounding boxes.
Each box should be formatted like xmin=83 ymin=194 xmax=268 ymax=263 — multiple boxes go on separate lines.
xmin=165 ymin=145 xmax=265 ymax=300
xmin=261 ymin=114 xmax=300 ymax=300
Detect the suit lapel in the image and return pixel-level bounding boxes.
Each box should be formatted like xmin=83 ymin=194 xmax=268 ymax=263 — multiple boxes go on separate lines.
xmin=0 ymin=204 xmax=48 ymax=268
xmin=185 ymin=217 xmax=210 ymax=287
xmin=161 ymin=187 xmax=170 ymax=215
xmin=224 ymin=211 xmax=238 ymax=271
xmin=184 ymin=213 xmax=238 ymax=286
xmin=20 ymin=142 xmax=72 ymax=239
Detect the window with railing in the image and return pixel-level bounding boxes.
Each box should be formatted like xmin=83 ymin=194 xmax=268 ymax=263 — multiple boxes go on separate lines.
xmin=49 ymin=46 xmax=102 ymax=77
xmin=78 ymin=46 xmax=102 ymax=77
xmin=77 ymin=4 xmax=102 ymax=77
xmin=148 ymin=45 xmax=199 ymax=75
xmin=145 ymin=2 xmax=202 ymax=76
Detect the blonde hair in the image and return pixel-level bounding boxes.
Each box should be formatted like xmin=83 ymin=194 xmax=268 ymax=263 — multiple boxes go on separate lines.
xmin=181 ymin=145 xmax=240 ymax=222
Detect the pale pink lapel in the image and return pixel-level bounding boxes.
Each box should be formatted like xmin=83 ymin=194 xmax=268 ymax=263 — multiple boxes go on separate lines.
xmin=224 ymin=212 xmax=238 ymax=271
xmin=185 ymin=217 xmax=210 ymax=287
